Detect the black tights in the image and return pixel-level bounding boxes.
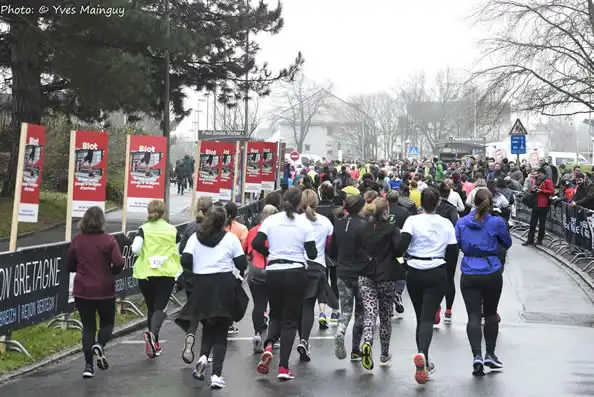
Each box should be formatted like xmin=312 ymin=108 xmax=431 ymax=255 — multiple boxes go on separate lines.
xmin=445 ymin=259 xmax=457 ymax=310
xmin=138 ymin=276 xmax=175 ymax=343
xmin=249 ymin=281 xmax=268 ymax=335
xmin=75 ymin=298 xmax=115 ymax=365
xmin=406 ymin=266 xmax=446 ymax=362
xmin=326 ymin=267 xmax=339 ymax=303
xmin=298 ymin=298 xmax=317 ymax=341
xmin=461 ymin=271 xmax=503 ymax=357
xmin=200 ymin=318 xmax=229 ymax=377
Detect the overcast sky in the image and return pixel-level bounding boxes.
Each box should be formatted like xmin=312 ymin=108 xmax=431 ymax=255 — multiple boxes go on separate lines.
xmin=175 ymin=0 xmax=489 ymax=137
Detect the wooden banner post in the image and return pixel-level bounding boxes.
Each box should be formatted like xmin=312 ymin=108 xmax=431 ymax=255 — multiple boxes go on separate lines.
xmin=231 ymin=141 xmax=240 ymax=203
xmin=64 ymin=131 xmax=76 ymax=242
xmin=190 ymin=140 xmax=201 ymax=220
xmin=121 ymin=135 xmax=131 ymax=233
xmin=275 ymin=142 xmax=284 ymax=191
xmin=240 ymin=141 xmax=248 ymax=206
xmin=8 ymin=123 xmax=29 ymax=252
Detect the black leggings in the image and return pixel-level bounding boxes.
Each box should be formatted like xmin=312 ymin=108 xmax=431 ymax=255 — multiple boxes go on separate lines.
xmin=138 ymin=276 xmax=175 ymax=343
xmin=248 ymin=281 xmax=268 ymax=335
xmin=445 ymin=260 xmax=457 ymax=310
xmin=326 ymin=266 xmax=339 ymax=303
xmin=265 ymin=267 xmax=307 ymax=368
xmin=298 ymin=298 xmax=317 ymax=341
xmin=75 ymin=298 xmax=116 ymax=365
xmin=200 ymin=317 xmax=230 ymax=376
xmin=461 ymin=270 xmax=503 ymax=357
xmin=406 ymin=265 xmax=446 ymax=362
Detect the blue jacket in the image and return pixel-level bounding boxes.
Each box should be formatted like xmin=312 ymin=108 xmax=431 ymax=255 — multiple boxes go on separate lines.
xmin=455 ymin=211 xmax=512 ymax=275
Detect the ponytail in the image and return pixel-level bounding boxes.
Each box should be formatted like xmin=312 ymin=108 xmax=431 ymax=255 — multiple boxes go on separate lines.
xmin=301 ymin=189 xmax=319 ymax=222
xmin=283 ymin=201 xmax=295 ymax=219
xmin=335 ymin=205 xmax=347 ymax=220
xmin=305 ymin=206 xmax=317 ymax=221
xmin=282 ymin=187 xmax=303 ymax=221
xmin=196 ymin=210 xmax=205 ymax=221
xmin=474 ymin=188 xmax=492 ymax=221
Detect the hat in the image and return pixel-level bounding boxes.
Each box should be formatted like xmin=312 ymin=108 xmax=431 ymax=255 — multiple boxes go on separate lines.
xmin=537 ymin=167 xmax=546 ymax=174
xmin=504 ymin=176 xmax=511 ymax=181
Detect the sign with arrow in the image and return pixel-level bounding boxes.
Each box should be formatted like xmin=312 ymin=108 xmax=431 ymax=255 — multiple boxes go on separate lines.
xmin=509 ymin=119 xmax=527 ymax=155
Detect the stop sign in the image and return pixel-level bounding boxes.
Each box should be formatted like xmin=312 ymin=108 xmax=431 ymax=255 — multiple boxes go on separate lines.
xmin=290 ymin=151 xmax=300 ymax=161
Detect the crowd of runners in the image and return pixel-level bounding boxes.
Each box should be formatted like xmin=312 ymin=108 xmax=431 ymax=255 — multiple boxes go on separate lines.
xmin=66 ymin=153 xmax=589 ymax=389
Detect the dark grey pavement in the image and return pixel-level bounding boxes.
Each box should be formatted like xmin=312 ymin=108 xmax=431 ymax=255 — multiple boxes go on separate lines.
xmin=1 ymin=239 xmax=594 ymax=396
xmin=0 ymin=191 xmax=193 ymax=252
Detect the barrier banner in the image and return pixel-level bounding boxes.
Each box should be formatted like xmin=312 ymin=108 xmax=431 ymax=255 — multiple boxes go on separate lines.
xmin=72 ymin=131 xmax=109 ymax=217
xmin=514 ymin=196 xmax=531 ymax=224
xmin=0 ymin=243 xmax=68 ymax=333
xmin=261 ymin=142 xmax=277 ymax=191
xmin=18 ymin=124 xmax=46 ymax=223
xmin=218 ymin=142 xmax=236 ymax=201
xmin=564 ymin=204 xmax=592 ymax=251
xmin=547 ymin=204 xmax=565 ymax=237
xmin=196 ymin=141 xmax=222 ymax=200
xmin=113 ymin=232 xmax=140 ymax=298
xmin=126 ymin=136 xmax=167 ymax=213
xmin=245 ymin=141 xmax=263 ymax=193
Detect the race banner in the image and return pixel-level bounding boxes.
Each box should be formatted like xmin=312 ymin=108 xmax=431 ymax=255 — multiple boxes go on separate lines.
xmin=19 ymin=123 xmax=46 ymax=222
xmin=126 ymin=135 xmax=167 ymax=213
xmin=72 ymin=130 xmax=108 ymax=217
xmin=218 ymin=141 xmax=236 ymax=201
xmin=261 ymin=142 xmax=277 ymax=191
xmin=564 ymin=204 xmax=592 ymax=251
xmin=196 ymin=140 xmax=222 ymax=200
xmin=245 ymin=141 xmax=263 ymax=194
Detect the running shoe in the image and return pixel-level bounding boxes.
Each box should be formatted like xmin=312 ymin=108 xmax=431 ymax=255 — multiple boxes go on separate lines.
xmin=330 ymin=312 xmax=340 ymax=323
xmin=334 ymin=332 xmax=347 ymax=360
xmin=92 ymin=344 xmax=109 ymax=370
xmin=434 ymin=306 xmax=441 ymax=325
xmin=193 ymin=355 xmax=208 ymax=381
xmin=484 ymin=353 xmax=504 ymax=370
xmin=154 ymin=343 xmax=162 ymax=357
xmin=253 ymin=334 xmax=264 ymax=354
xmin=297 ymin=339 xmax=311 ymax=362
xmin=210 ymin=375 xmax=226 ymax=389
xmin=427 ymin=361 xmax=436 ymax=378
xmin=444 ymin=309 xmax=452 ymax=325
xmin=182 ymin=334 xmax=195 ymax=364
xmin=361 ymin=342 xmax=374 ymax=370
xmin=319 ymin=313 xmax=329 ymax=329
xmin=472 ymin=354 xmax=485 ymax=376
xmin=82 ymin=364 xmax=94 ymax=378
xmin=350 ymin=351 xmax=363 ymax=362
xmin=277 ymin=366 xmax=295 ymax=380
xmin=208 ymin=352 xmax=213 ymax=363
xmin=257 ymin=346 xmax=273 ymax=374
xmin=380 ymin=353 xmax=392 ymax=367
xmin=228 ymin=325 xmax=239 ymax=335
xmin=414 ymin=353 xmax=429 ymax=384
xmin=263 ymin=311 xmax=269 ymax=329
xmin=394 ymin=294 xmax=404 ymax=314
xmin=143 ymin=331 xmax=157 ymax=359
xmin=273 ymin=340 xmax=280 ymax=349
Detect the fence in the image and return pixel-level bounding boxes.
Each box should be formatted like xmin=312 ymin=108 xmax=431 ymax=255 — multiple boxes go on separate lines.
xmin=511 ymin=193 xmax=594 ymax=272
xmin=0 ymin=198 xmax=266 ymax=358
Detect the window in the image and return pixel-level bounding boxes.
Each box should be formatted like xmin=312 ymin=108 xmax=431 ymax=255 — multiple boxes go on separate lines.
xmin=327 ymin=126 xmax=334 ymax=136
xmin=304 ymin=144 xmax=311 ymax=151
xmin=327 ymin=150 xmax=333 ymax=156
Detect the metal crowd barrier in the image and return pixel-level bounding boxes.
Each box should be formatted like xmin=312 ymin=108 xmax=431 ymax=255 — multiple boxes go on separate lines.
xmin=0 ymin=198 xmax=268 ymax=358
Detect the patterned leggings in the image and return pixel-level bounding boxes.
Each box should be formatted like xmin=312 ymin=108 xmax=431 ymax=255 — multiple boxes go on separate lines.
xmin=359 ymin=277 xmax=397 ymax=356
xmin=337 ymin=277 xmax=364 ymax=351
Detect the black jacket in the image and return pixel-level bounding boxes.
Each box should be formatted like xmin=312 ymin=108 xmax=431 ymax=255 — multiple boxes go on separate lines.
xmin=179 ymin=220 xmax=201 ymax=254
xmin=360 ymin=219 xmax=405 ymax=282
xmin=437 ymin=200 xmax=458 ymax=227
xmin=388 ymin=203 xmax=410 ymax=229
xmin=329 ymin=214 xmax=369 ymax=279
xmin=573 ymin=179 xmax=594 ymax=210
xmin=316 ymin=199 xmax=337 ymax=225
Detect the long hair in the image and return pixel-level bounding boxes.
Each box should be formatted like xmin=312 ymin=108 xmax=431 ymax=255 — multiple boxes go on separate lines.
xmin=199 ymin=206 xmax=227 ymax=239
xmin=282 ymin=187 xmax=302 ymax=220
xmin=260 ymin=204 xmax=278 ymax=223
xmin=474 ymin=189 xmax=493 ymax=221
xmin=369 ymin=197 xmax=389 ymax=221
xmin=79 ymin=206 xmax=105 ymax=234
xmin=301 ymin=189 xmax=319 ymax=222
xmin=195 ymin=196 xmax=213 ymax=222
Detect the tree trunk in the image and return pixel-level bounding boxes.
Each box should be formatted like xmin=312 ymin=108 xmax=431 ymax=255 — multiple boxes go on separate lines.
xmin=1 ymin=19 xmax=43 ymax=197
xmin=589 ymin=0 xmax=594 ymax=36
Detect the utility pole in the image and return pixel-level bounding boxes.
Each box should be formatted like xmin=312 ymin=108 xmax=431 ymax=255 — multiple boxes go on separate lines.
xmin=243 ymin=0 xmax=250 ymax=139
xmin=163 ymin=0 xmax=171 ymax=220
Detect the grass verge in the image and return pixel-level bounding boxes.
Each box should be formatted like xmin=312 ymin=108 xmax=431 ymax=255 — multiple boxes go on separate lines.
xmin=0 ymin=191 xmax=119 ymax=238
xmin=0 ymin=301 xmax=148 ymax=374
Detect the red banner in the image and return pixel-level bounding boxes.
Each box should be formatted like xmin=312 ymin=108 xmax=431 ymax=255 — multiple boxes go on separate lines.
xmin=72 ymin=130 xmax=109 ymax=217
xmin=218 ymin=141 xmax=236 ymax=201
xmin=126 ymin=135 xmax=167 ymax=213
xmin=261 ymin=142 xmax=277 ymax=191
xmin=245 ymin=141 xmax=263 ymax=193
xmin=18 ymin=123 xmax=46 ymax=223
xmin=196 ymin=141 xmax=223 ymax=200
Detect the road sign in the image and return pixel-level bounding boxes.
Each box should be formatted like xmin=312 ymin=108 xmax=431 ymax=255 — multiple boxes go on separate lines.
xmin=290 ymin=151 xmax=300 ymax=161
xmin=511 ymin=135 xmax=526 ymax=154
xmin=509 ymin=119 xmax=528 ymax=135
xmin=198 ymin=129 xmax=247 ymax=141
xmin=408 ymin=146 xmax=419 ymax=158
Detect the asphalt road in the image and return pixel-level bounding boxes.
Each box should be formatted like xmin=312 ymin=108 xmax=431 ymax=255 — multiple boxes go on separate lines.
xmin=1 ymin=240 xmax=593 ymax=396
xmin=0 ymin=190 xmax=193 ymax=252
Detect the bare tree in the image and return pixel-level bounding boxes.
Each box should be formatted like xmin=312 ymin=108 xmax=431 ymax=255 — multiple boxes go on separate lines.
xmin=215 ymin=97 xmax=261 ymax=137
xmin=271 ymin=72 xmax=332 ymax=152
xmin=472 ymin=0 xmax=594 ymax=117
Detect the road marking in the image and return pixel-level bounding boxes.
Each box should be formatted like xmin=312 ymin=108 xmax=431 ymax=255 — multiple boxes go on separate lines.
xmin=121 ymin=340 xmax=168 ymax=344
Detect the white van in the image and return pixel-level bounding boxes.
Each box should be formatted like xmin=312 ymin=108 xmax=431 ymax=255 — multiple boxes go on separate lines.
xmin=547 ymin=152 xmax=589 ymax=166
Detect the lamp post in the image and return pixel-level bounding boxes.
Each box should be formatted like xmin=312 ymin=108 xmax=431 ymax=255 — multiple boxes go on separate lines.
xmin=163 ymin=0 xmax=171 ymax=220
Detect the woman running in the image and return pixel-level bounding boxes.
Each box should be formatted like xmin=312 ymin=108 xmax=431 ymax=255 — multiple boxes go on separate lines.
xmin=252 ymin=187 xmax=317 ymax=380
xmin=224 ymin=201 xmax=248 ymax=335
xmin=132 ymin=200 xmax=181 ymax=359
xmin=358 ymin=198 xmax=405 ymax=370
xmin=296 ymin=189 xmax=334 ymax=362
xmin=177 ymin=206 xmax=248 ymax=389
xmin=455 ymin=189 xmax=511 ymax=376
xmin=394 ymin=187 xmax=458 ymax=384
xmin=245 ymin=205 xmax=279 ymax=353
xmin=328 ymin=195 xmax=368 ymax=362
xmin=67 ymin=207 xmax=124 ymax=378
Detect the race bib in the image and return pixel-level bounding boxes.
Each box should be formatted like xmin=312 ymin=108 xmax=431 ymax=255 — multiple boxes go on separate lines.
xmin=149 ymin=256 xmax=168 ymax=269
